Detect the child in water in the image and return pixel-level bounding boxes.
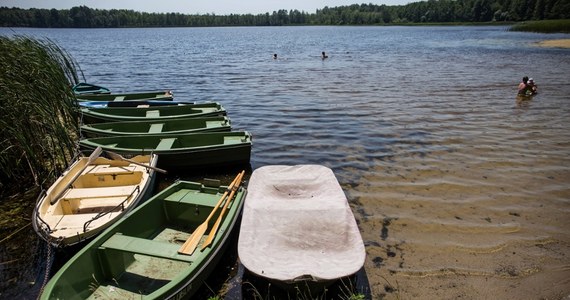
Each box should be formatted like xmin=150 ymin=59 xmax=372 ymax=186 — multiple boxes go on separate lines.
xmin=527 ymin=78 xmax=538 ymax=94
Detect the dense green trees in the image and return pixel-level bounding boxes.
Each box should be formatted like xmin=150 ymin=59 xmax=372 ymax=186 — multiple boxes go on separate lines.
xmin=0 ymin=0 xmax=568 ymax=28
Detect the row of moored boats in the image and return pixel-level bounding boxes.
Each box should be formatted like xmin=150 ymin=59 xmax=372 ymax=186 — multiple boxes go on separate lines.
xmin=33 ymin=83 xmax=365 ymax=299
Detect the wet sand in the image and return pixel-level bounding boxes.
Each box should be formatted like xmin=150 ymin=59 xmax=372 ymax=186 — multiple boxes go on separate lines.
xmin=536 ymin=39 xmax=570 ymax=48
xmin=353 ymin=134 xmax=570 ymax=299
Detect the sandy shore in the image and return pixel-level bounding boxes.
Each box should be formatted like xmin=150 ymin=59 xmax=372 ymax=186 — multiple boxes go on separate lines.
xmin=536 ymin=39 xmax=570 ymax=48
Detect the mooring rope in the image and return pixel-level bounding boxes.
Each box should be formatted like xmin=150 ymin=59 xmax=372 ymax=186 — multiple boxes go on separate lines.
xmin=37 ymin=240 xmax=55 ymax=299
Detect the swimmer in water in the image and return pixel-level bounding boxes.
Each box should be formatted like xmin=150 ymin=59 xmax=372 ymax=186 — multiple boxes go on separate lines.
xmin=322 ymin=51 xmax=328 ymax=59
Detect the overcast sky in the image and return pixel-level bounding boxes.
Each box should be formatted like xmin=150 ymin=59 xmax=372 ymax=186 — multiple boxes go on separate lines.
xmin=2 ymin=0 xmax=415 ymax=15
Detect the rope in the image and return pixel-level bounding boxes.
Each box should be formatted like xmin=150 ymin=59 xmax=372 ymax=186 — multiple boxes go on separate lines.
xmin=37 ymin=239 xmax=55 ymax=299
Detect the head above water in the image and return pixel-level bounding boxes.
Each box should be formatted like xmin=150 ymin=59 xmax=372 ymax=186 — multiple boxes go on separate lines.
xmin=523 ymin=76 xmax=529 ymax=83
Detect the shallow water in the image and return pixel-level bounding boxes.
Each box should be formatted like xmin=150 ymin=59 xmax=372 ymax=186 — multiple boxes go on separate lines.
xmin=1 ymin=26 xmax=570 ymax=299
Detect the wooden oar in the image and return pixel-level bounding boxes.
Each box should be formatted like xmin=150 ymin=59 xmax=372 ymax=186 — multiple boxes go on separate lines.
xmin=178 ymin=172 xmax=242 ymax=255
xmin=106 ymin=151 xmax=167 ymax=174
xmin=201 ymin=170 xmax=245 ymax=250
xmin=50 ymin=147 xmax=103 ymax=205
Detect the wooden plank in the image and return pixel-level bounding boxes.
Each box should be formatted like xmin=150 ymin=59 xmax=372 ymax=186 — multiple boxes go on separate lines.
xmin=89 ymin=166 xmax=136 ymax=175
xmin=63 ymin=185 xmax=137 ymax=200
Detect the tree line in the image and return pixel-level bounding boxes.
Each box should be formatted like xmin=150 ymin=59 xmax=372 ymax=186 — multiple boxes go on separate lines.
xmin=0 ymin=0 xmax=568 ymax=28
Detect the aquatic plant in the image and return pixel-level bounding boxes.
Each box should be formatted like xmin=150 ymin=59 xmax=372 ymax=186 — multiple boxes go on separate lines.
xmin=510 ymin=19 xmax=570 ymax=33
xmin=0 ymin=36 xmax=81 ymax=197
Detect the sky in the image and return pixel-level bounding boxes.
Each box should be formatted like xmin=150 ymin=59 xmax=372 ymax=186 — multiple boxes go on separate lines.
xmin=1 ymin=0 xmax=415 ymax=15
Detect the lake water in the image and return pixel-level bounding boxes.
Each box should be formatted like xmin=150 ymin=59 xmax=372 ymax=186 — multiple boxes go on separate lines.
xmin=1 ymin=26 xmax=570 ymax=299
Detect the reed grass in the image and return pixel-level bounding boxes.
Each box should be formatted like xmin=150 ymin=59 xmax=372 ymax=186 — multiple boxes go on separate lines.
xmin=509 ymin=19 xmax=570 ymax=33
xmin=0 ymin=36 xmax=82 ymax=197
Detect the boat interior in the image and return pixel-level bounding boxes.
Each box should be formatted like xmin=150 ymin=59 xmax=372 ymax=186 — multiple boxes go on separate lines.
xmin=82 ymin=183 xmax=229 ymax=297
xmin=38 ymin=158 xmax=151 ymax=239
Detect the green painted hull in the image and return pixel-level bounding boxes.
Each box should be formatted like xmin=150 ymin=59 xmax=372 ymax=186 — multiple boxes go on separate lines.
xmin=40 ymin=180 xmax=246 ymax=300
xmin=80 ymin=102 xmax=226 ymax=124
xmin=76 ymin=91 xmax=173 ymax=101
xmin=79 ymin=131 xmax=252 ymax=171
xmin=72 ymin=82 xmax=111 ymax=95
xmin=80 ymin=116 xmax=231 ymax=138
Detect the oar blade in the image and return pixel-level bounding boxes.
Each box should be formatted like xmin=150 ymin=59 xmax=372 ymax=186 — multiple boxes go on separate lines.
xmin=178 ymin=223 xmax=207 ymax=255
xmin=200 ymin=170 xmax=245 ymax=250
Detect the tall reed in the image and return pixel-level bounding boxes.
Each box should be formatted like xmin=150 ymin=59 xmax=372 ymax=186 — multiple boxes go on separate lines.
xmin=0 ymin=36 xmax=82 ymax=196
xmin=510 ymin=19 xmax=570 ymax=33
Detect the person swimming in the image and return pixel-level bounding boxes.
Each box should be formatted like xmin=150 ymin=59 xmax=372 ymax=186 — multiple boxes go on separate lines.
xmin=321 ymin=51 xmax=328 ymax=59
xmin=273 ymin=53 xmax=277 ymax=60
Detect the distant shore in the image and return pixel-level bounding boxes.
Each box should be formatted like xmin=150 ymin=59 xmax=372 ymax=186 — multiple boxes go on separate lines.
xmin=536 ymin=39 xmax=570 ymax=48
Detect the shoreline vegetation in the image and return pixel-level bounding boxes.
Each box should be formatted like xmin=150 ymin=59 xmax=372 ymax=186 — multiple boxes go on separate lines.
xmin=0 ymin=2 xmax=569 ymax=31
xmin=509 ymin=19 xmax=570 ymax=33
xmin=0 ymin=36 xmax=81 ymax=198
xmin=0 ymin=36 xmax=81 ymax=296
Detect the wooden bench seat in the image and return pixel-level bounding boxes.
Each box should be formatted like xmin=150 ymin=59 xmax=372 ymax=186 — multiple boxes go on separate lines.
xmin=63 ymin=185 xmax=138 ymax=200
xmin=88 ymin=165 xmax=137 ymax=175
xmin=100 ymin=233 xmax=194 ymax=262
xmin=43 ymin=211 xmax=121 ymax=232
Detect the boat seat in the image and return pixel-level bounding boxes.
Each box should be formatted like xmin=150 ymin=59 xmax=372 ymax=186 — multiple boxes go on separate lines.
xmin=63 ymin=185 xmax=138 ymax=200
xmin=156 ymin=138 xmax=176 ymax=150
xmin=88 ymin=165 xmax=137 ymax=175
xmin=224 ymin=136 xmax=246 ymax=144
xmin=114 ymin=96 xmax=125 ymax=101
xmin=146 ymin=110 xmax=160 ymax=118
xmin=43 ymin=211 xmax=121 ymax=232
xmin=164 ymin=189 xmax=220 ymax=207
xmin=148 ymin=123 xmax=164 ymax=134
xmin=100 ymin=233 xmax=194 ymax=263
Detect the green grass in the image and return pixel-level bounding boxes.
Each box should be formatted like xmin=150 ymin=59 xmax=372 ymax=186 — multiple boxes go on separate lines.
xmin=237 ymin=277 xmax=368 ymax=300
xmin=0 ymin=36 xmax=81 ymax=197
xmin=509 ymin=19 xmax=570 ymax=33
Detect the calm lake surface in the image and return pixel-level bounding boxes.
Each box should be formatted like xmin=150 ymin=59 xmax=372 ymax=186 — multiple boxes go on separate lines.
xmin=1 ymin=26 xmax=569 ymax=299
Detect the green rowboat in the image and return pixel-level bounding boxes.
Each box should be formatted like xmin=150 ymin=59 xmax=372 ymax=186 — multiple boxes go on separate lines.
xmin=79 ymin=131 xmax=252 ymax=170
xmin=72 ymin=82 xmax=111 ymax=95
xmin=39 ymin=179 xmax=246 ymax=299
xmin=80 ymin=102 xmax=226 ymax=124
xmin=80 ymin=116 xmax=232 ymax=138
xmin=76 ymin=90 xmax=173 ymax=102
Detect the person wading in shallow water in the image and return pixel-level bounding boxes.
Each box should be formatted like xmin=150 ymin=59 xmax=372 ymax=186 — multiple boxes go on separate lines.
xmin=321 ymin=51 xmax=328 ymax=59
xmin=518 ymin=76 xmax=532 ymax=95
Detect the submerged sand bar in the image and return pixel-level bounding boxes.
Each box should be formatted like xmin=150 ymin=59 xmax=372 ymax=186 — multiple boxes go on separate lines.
xmin=536 ymin=39 xmax=570 ymax=48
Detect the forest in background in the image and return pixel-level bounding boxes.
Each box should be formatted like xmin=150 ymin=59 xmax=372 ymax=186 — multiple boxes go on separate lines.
xmin=1 ymin=0 xmax=569 ymax=28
